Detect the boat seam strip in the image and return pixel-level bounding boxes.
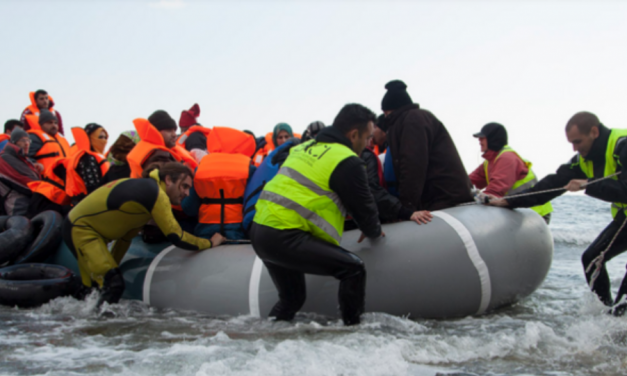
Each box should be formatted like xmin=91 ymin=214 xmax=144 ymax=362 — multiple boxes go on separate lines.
xmin=248 ymin=256 xmax=263 ymax=317
xmin=143 ymin=245 xmax=176 ymax=306
xmin=432 ymin=211 xmax=492 ymax=314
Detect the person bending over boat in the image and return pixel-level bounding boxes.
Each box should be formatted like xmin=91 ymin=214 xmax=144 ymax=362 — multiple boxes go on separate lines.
xmin=489 ymin=112 xmax=627 ymax=316
xmin=62 ymin=162 xmax=226 ymax=305
xmin=380 ymin=80 xmax=473 ymax=219
xmin=251 ymin=103 xmax=383 ymax=326
xmin=469 ymin=122 xmax=552 ymax=223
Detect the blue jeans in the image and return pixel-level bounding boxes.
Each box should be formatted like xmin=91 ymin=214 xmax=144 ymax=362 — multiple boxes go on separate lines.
xmin=194 ymin=223 xmax=246 ymax=241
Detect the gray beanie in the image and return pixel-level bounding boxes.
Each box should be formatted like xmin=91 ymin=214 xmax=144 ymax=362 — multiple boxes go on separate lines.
xmin=10 ymin=127 xmax=29 ymax=144
xmin=38 ymin=109 xmax=58 ymax=125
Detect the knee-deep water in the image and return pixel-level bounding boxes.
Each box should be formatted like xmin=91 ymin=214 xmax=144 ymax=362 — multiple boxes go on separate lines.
xmin=1 ymin=195 xmax=627 ymax=376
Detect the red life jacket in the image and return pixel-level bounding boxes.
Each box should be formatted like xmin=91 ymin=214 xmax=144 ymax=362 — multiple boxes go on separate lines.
xmin=65 ymin=127 xmax=110 ymax=200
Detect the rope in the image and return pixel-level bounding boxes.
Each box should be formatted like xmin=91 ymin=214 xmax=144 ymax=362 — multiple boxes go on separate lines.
xmin=460 ymin=171 xmax=623 ymax=207
xmin=586 ymin=214 xmax=627 ymax=288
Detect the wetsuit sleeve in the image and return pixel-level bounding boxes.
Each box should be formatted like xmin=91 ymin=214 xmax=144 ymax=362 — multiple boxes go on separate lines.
xmin=506 ymin=156 xmax=585 ymax=208
xmin=28 ymin=134 xmax=43 ymax=158
xmin=586 ymin=140 xmax=627 ymax=203
xmin=151 ymin=188 xmax=213 ymax=250
xmin=362 ymin=149 xmax=404 ymax=222
xmin=330 ymin=156 xmax=382 ymax=238
xmin=181 ymin=184 xmax=201 ymax=218
xmin=469 ymin=164 xmax=487 ymax=190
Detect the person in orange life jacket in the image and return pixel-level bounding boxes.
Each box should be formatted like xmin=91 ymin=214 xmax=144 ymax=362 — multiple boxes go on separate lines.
xmin=126 ymin=110 xmax=198 ymax=179
xmin=177 ymin=103 xmax=209 ymax=152
xmin=20 ymin=90 xmax=64 ymax=135
xmin=0 ymin=120 xmax=24 ymax=152
xmin=102 ymin=130 xmax=140 ymax=184
xmin=301 ymin=121 xmax=326 ymax=142
xmin=26 ymin=109 xmax=69 ymax=173
xmin=26 ymin=158 xmax=71 ymax=219
xmin=489 ymin=112 xmax=627 ymax=315
xmin=381 ymin=80 xmax=473 ymax=215
xmin=358 ymin=114 xmax=428 ymax=225
xmin=65 ymin=124 xmax=110 ymax=205
xmin=252 ymin=123 xmax=294 ymax=166
xmin=0 ymin=128 xmax=40 ymax=216
xmin=182 ymin=127 xmax=257 ymax=240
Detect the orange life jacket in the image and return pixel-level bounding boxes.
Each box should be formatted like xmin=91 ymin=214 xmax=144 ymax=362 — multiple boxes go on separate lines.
xmin=24 ymin=92 xmax=56 ymax=119
xmin=0 ymin=134 xmax=9 ymax=144
xmin=194 ymin=153 xmax=251 ymax=228
xmin=207 ymin=127 xmax=256 ymax=157
xmin=25 ymin=115 xmax=71 ymax=170
xmin=176 ymin=125 xmax=212 ymax=149
xmin=65 ymin=127 xmax=110 ymax=200
xmin=251 ymin=132 xmax=301 ymax=166
xmin=127 ymin=118 xmax=199 ymax=178
xmin=27 ymin=158 xmax=70 ymax=206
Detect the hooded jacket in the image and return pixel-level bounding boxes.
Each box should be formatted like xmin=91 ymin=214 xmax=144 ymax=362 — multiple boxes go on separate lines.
xmin=0 ymin=143 xmax=40 ymax=194
xmin=383 ymin=104 xmax=473 ymax=211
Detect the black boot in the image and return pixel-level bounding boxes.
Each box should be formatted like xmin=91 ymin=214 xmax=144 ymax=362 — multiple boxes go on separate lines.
xmin=338 ymin=269 xmax=366 ymax=326
xmin=97 ymin=268 xmax=125 ymax=306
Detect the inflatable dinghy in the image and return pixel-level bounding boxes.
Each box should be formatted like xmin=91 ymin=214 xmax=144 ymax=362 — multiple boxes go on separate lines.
xmin=51 ymin=205 xmax=553 ymax=319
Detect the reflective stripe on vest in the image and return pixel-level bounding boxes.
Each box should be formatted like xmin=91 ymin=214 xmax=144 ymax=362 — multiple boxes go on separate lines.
xmin=484 ymin=146 xmax=552 ymax=217
xmin=577 ymin=128 xmax=627 ymax=218
xmin=253 ymin=140 xmax=355 ymax=245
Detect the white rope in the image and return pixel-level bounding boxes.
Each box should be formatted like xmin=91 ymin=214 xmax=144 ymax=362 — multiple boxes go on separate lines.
xmin=586 ymin=214 xmax=627 ymax=288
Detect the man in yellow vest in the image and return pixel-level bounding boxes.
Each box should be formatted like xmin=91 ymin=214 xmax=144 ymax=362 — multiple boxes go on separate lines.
xmin=469 ymin=122 xmax=552 ymax=223
xmin=489 ymin=112 xmax=627 ymax=315
xmin=251 ymin=104 xmax=384 ymax=325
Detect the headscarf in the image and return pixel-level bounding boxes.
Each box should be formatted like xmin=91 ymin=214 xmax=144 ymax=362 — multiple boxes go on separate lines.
xmin=272 ymin=123 xmax=293 ymax=147
xmin=85 ymin=123 xmax=108 ymax=155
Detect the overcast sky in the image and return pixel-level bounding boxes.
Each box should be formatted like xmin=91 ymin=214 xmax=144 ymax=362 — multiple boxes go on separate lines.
xmin=1 ymin=0 xmax=626 ymax=179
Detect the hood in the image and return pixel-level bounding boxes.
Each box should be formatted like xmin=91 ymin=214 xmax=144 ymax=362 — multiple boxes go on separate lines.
xmin=29 ymin=92 xmax=56 ymax=110
xmin=315 ymin=126 xmax=354 ymax=151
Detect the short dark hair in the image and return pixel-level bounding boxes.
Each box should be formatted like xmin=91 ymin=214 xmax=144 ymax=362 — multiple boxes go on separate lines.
xmin=142 ymin=161 xmax=193 ymax=182
xmin=565 ymin=111 xmax=600 ymax=134
xmin=332 ymin=104 xmax=376 ymax=135
xmin=4 ymin=119 xmax=23 ymax=134
xmin=34 ymin=90 xmax=48 ymax=100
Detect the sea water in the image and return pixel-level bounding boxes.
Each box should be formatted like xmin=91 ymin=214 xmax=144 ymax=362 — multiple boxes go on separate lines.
xmin=1 ymin=195 xmax=627 ymax=376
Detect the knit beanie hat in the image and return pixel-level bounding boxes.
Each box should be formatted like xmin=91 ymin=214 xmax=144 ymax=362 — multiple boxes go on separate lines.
xmin=375 ymin=114 xmax=388 ymax=132
xmin=38 ymin=109 xmax=58 ymax=125
xmin=148 ymin=110 xmax=177 ymax=131
xmin=473 ymin=122 xmax=508 ymax=151
xmin=272 ymin=123 xmax=293 ymax=146
xmin=179 ymin=103 xmax=200 ymax=129
xmin=381 ymin=80 xmax=413 ymax=111
xmin=10 ymin=127 xmax=29 ymax=144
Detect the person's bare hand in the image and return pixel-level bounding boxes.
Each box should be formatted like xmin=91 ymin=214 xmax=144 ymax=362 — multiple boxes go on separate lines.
xmin=358 ymin=231 xmax=385 ymax=243
xmin=410 ymin=210 xmax=432 ymax=225
xmin=487 ymin=195 xmax=509 ymax=207
xmin=210 ymin=232 xmax=226 ymax=247
xmin=564 ymin=179 xmax=588 ymax=192
xmin=34 ymin=163 xmax=44 ymax=174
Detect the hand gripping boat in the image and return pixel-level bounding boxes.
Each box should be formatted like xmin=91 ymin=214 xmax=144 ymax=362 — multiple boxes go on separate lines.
xmin=51 ymin=205 xmax=553 ymax=319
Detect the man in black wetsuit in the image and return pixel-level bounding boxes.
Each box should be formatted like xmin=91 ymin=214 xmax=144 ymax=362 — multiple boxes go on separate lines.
xmin=490 ymin=112 xmax=627 ymax=315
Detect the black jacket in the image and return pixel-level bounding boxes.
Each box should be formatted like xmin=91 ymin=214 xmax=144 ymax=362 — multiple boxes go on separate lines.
xmin=384 ymin=104 xmax=473 ymax=211
xmin=316 ymin=127 xmax=382 ymax=238
xmin=361 ymin=147 xmax=412 ymax=222
xmin=507 ymin=124 xmax=627 ymax=210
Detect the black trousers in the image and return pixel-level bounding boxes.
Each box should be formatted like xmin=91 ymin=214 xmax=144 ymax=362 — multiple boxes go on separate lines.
xmin=250 ymin=223 xmax=366 ymax=325
xmin=582 ymin=210 xmax=627 ymax=306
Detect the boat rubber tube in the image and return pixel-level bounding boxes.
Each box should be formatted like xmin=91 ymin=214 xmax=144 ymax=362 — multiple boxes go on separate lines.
xmin=0 ymin=216 xmax=32 ymax=265
xmin=0 ymin=263 xmax=79 ymax=308
xmin=13 ymin=211 xmax=63 ymax=264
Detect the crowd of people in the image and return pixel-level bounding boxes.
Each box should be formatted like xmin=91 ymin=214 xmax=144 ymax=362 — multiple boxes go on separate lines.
xmin=2 ymin=80 xmax=627 ymax=322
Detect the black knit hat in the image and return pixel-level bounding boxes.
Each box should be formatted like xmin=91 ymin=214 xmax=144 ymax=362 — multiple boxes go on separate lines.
xmin=473 ymin=122 xmax=508 ymax=151
xmin=148 ymin=110 xmax=177 ymax=131
xmin=38 ymin=109 xmax=57 ymax=125
xmin=84 ymin=123 xmax=103 ymax=136
xmin=381 ymin=80 xmax=413 ymax=111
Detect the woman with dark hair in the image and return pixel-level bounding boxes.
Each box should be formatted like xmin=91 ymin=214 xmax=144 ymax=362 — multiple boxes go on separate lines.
xmin=63 ymin=161 xmax=225 ymax=306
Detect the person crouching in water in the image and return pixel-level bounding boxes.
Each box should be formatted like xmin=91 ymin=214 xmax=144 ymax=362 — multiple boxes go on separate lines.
xmin=250 ymin=103 xmax=384 ymax=326
xmin=62 ymin=162 xmax=226 ymax=305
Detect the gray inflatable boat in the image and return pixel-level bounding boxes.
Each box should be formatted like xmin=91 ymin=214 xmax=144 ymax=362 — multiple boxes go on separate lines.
xmin=51 ymin=205 xmax=553 ymax=319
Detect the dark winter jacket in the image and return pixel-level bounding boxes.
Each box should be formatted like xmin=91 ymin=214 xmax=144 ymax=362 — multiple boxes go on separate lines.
xmin=316 ymin=126 xmax=381 ymax=238
xmin=361 ymin=147 xmax=412 ymax=222
xmin=0 ymin=143 xmax=40 ymax=194
xmin=383 ymin=104 xmax=473 ymax=211
xmin=507 ymin=124 xmax=627 ymax=210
